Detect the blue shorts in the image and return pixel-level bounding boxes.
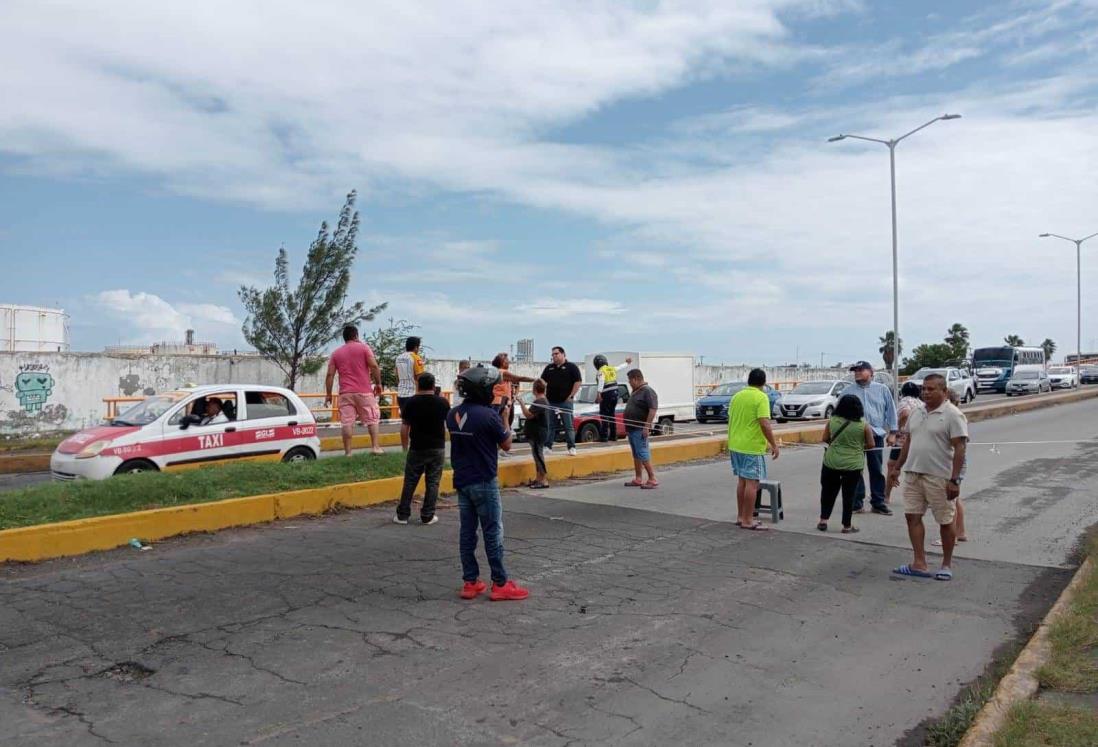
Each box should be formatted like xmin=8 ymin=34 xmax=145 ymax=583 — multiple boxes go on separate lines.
xmin=731 ymin=451 xmax=767 ymax=481
xmin=627 ymin=429 xmax=651 ymax=462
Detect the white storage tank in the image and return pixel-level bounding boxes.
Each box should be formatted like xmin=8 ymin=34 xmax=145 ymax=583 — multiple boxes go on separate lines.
xmin=0 ymin=304 xmax=70 ymax=352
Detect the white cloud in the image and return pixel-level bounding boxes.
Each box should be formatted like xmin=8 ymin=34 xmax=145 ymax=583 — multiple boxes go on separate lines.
xmin=94 ymin=290 xmax=239 ymax=343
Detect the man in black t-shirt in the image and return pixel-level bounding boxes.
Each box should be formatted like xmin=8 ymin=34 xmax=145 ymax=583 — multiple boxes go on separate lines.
xmin=396 ymin=373 xmax=451 ymax=525
xmin=540 ymin=345 xmax=583 ymax=455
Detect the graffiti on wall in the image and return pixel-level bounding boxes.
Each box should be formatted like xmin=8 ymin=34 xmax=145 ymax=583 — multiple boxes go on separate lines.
xmin=15 ymin=363 xmax=55 ymax=413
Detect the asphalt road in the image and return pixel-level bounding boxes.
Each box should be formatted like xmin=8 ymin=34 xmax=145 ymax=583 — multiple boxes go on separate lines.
xmin=2 ymin=397 xmax=1093 ymax=745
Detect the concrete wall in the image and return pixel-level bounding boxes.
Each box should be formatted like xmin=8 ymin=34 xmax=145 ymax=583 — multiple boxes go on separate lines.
xmin=0 ymin=351 xmax=846 ymax=435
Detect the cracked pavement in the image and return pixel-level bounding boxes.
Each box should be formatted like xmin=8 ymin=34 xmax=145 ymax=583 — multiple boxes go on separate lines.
xmin=2 ymin=399 xmax=1093 ymax=745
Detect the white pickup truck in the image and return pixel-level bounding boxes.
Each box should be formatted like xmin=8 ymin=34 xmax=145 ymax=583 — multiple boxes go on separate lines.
xmin=907 ymin=367 xmax=977 ymax=403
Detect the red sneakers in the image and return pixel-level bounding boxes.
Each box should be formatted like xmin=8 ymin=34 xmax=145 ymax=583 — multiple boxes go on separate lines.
xmin=489 ymin=580 xmax=530 ymax=601
xmin=460 ymin=580 xmax=488 ymax=599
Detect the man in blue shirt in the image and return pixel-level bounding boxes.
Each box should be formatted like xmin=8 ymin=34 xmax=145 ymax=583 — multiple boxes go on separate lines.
xmin=841 ymin=361 xmax=897 ymax=515
xmin=447 ymin=365 xmax=530 ymax=602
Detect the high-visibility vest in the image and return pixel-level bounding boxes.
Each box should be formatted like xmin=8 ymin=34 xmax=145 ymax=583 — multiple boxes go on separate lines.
xmin=599 ymin=364 xmax=618 ymax=390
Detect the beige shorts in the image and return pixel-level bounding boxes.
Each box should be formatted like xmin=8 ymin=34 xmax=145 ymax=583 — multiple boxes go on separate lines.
xmin=339 ymin=392 xmax=380 ymax=429
xmin=902 ymin=472 xmax=956 ymax=525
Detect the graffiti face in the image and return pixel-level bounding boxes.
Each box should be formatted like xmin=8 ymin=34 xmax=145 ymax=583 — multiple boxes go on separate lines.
xmin=15 ymin=371 xmax=55 ymax=413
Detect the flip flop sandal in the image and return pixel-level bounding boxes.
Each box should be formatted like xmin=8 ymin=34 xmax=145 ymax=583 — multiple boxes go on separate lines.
xmin=623 ymin=479 xmax=644 ymax=487
xmin=740 ymin=521 xmax=769 ymax=531
xmin=892 ymin=564 xmax=933 ymax=578
xmin=841 ymin=526 xmax=860 ymax=534
xmin=640 ymin=481 xmax=660 ymax=490
xmin=530 ymin=483 xmax=550 ymax=490
xmin=935 ymin=568 xmax=954 ymax=581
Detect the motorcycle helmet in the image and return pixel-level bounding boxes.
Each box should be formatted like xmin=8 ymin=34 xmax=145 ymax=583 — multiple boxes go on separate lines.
xmin=456 ymin=364 xmax=501 ymax=406
xmin=592 ymin=354 xmax=608 ymax=369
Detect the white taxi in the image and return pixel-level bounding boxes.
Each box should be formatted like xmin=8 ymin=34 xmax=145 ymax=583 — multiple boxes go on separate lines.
xmin=50 ymin=385 xmax=321 ymax=481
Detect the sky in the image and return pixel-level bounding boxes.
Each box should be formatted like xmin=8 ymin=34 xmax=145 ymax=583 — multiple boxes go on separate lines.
xmin=1 ymin=0 xmax=1097 ymax=366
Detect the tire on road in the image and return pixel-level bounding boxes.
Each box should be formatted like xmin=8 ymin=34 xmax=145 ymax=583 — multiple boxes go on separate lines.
xmin=114 ymin=459 xmax=159 ymax=476
xmin=282 ymin=446 xmax=317 ymax=463
xmin=577 ymin=422 xmax=601 ymax=443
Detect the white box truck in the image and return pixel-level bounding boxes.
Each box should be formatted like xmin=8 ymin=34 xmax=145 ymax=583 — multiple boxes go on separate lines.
xmin=570 ymin=351 xmax=695 ymax=438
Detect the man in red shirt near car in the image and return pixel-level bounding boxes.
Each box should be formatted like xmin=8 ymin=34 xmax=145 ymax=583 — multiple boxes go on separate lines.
xmin=325 ymin=325 xmax=385 ymax=456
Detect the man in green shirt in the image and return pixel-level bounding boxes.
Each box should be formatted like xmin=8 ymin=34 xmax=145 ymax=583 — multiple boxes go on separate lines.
xmin=727 ymin=368 xmax=781 ymax=531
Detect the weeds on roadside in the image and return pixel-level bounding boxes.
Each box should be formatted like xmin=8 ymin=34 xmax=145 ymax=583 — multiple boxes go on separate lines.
xmin=994 ymin=701 xmax=1098 ymax=747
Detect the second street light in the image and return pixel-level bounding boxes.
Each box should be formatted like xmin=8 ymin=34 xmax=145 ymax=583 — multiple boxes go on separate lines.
xmin=1039 ymin=231 xmax=1098 ymax=370
xmin=828 ymin=113 xmax=961 ymax=396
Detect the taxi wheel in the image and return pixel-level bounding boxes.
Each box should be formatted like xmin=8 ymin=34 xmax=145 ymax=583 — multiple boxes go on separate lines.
xmin=115 ymin=459 xmax=158 ymax=476
xmin=282 ymin=446 xmax=317 ymax=463
xmin=577 ymin=423 xmax=600 ymax=443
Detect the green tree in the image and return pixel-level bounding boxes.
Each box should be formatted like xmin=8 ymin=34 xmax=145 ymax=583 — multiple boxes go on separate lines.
xmin=878 ymin=330 xmax=902 ymax=370
xmin=238 ymin=191 xmax=386 ymax=389
xmin=366 ymin=318 xmax=420 ymax=387
xmin=900 ymin=343 xmax=955 ymax=375
xmin=1004 ymin=334 xmax=1025 ymax=347
xmin=1041 ymin=338 xmax=1057 ymax=360
xmin=944 ymin=323 xmax=970 ymax=361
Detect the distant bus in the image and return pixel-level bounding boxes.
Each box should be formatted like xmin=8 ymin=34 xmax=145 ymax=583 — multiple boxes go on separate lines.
xmin=972 ymin=346 xmax=1046 ymax=393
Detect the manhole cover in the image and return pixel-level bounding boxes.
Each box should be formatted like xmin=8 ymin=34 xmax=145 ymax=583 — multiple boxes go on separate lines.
xmin=96 ymin=662 xmax=156 ymax=682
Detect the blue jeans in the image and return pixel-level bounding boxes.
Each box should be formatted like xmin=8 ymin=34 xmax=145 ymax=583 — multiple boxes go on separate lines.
xmin=457 ymin=479 xmax=507 ymax=585
xmin=547 ymin=400 xmax=576 ymax=449
xmin=853 ymin=433 xmax=886 ymax=510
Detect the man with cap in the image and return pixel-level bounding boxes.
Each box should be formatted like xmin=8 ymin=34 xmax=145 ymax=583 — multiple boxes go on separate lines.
xmin=840 ymin=361 xmax=897 ymax=516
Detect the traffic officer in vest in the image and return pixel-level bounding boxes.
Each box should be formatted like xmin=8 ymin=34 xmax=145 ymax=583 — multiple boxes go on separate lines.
xmin=594 ymin=355 xmax=632 ymax=442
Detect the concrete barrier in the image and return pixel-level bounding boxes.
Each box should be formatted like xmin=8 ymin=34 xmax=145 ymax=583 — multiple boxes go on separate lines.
xmin=2 ymin=386 xmax=1096 ymax=563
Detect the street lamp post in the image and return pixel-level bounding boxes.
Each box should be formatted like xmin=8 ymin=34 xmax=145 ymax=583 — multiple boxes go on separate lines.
xmin=1039 ymin=232 xmax=1098 ymax=367
xmin=828 ymin=114 xmax=961 ymax=397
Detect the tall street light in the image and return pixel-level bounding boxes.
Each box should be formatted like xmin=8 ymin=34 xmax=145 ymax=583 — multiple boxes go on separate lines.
xmin=1039 ymin=231 xmax=1098 ymax=367
xmin=828 ymin=114 xmax=961 ymax=396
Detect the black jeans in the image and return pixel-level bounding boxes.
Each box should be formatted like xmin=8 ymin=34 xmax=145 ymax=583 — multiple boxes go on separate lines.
xmin=397 ymin=448 xmax=445 ymax=521
xmin=597 ymin=388 xmax=619 ymax=441
xmin=528 ymin=426 xmax=548 ymax=476
xmin=820 ymin=464 xmax=861 ymax=527
xmin=853 ymin=433 xmax=887 ymax=511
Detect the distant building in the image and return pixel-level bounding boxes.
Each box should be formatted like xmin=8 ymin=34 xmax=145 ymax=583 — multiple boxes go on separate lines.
xmin=515 ymin=338 xmax=534 ymax=362
xmin=0 ymin=304 xmax=70 ymax=352
xmin=105 ymin=329 xmax=230 ymax=356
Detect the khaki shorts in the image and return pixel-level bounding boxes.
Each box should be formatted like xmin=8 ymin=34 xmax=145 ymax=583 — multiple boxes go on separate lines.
xmin=339 ymin=392 xmax=380 ymax=429
xmin=902 ymin=472 xmax=956 ymax=525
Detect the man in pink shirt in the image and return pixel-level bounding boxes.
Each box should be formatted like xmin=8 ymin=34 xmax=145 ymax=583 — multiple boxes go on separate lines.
xmin=325 ymin=325 xmax=385 ymax=456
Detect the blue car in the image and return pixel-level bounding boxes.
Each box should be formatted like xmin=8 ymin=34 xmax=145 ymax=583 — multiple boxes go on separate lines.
xmin=695 ymin=382 xmax=782 ymax=423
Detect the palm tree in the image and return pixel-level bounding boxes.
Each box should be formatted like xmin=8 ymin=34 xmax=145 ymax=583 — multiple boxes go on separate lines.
xmin=1041 ymin=338 xmax=1056 ymax=360
xmin=944 ymin=323 xmax=970 ymax=360
xmin=1004 ymin=334 xmax=1025 ymax=347
xmin=878 ymin=331 xmax=902 ymax=370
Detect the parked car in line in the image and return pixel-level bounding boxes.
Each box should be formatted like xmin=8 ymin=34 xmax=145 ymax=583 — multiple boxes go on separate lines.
xmin=1005 ymin=370 xmax=1051 ymax=396
xmin=695 ymin=382 xmax=781 ymax=423
xmin=50 ymin=385 xmax=320 ymax=481
xmin=1047 ymin=366 xmax=1079 ymax=390
xmin=906 ymin=367 xmax=977 ymax=403
xmin=776 ymin=379 xmax=848 ymax=422
xmin=1079 ymin=365 xmax=1098 ymax=385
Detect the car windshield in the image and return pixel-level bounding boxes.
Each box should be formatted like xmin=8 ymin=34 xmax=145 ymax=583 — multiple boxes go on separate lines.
xmin=1049 ymin=367 xmax=1072 ymax=374
xmin=1013 ymin=371 xmax=1038 ymax=380
xmin=709 ymin=383 xmax=746 ymax=396
xmin=112 ymin=393 xmax=186 ymax=426
xmin=574 ymin=384 xmax=599 ymax=404
xmin=912 ymin=368 xmax=946 ymax=379
xmin=791 ymin=382 xmax=833 ymax=394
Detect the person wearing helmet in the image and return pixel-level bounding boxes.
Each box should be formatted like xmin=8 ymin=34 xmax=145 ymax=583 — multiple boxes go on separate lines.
xmin=593 ymin=355 xmax=632 ymax=442
xmin=447 ymin=364 xmax=530 ymax=602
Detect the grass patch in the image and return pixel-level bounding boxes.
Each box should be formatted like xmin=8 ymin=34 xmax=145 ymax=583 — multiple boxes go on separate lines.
xmin=1039 ymin=539 xmax=1098 ymax=692
xmin=0 ymin=452 xmax=408 ymax=530
xmin=0 ymin=433 xmax=71 ymax=454
xmin=925 ymin=648 xmax=1020 ymax=747
xmin=995 ymin=701 xmax=1098 ymax=747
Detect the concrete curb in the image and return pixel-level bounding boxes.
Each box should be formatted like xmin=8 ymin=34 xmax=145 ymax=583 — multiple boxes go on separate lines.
xmin=0 ymin=453 xmax=51 ymax=474
xmin=957 ymin=556 xmax=1096 ymax=747
xmin=1 ymin=387 xmax=1095 ymax=563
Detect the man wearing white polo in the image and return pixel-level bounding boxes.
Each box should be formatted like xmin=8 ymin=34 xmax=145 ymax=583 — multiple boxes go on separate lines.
xmin=888 ymin=373 xmax=968 ymax=581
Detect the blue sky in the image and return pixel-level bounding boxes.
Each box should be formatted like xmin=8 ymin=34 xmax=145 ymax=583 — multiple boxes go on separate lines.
xmin=2 ymin=0 xmax=1097 ymax=365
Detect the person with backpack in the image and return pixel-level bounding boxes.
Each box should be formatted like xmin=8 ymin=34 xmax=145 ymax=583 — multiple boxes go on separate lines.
xmin=817 ymin=394 xmax=876 ymax=534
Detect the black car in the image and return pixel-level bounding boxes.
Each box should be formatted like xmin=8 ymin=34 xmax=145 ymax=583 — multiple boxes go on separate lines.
xmin=1081 ymin=366 xmax=1098 ymax=384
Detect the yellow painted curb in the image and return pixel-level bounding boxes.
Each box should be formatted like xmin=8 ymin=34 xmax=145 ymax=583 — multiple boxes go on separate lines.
xmin=958 ymin=556 xmax=1096 ymax=747
xmin=3 ymin=386 xmax=1097 ymax=564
